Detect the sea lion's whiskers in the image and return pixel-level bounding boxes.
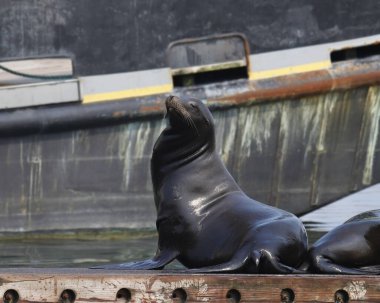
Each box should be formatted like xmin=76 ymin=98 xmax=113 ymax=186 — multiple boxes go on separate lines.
xmin=168 ymin=100 xmax=199 ymax=135
xmin=186 ymin=116 xmax=199 ymax=136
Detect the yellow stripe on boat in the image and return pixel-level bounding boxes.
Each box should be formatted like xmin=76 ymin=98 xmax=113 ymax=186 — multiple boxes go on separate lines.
xmin=249 ymin=60 xmax=331 ymax=81
xmin=82 ymin=83 xmax=173 ymax=103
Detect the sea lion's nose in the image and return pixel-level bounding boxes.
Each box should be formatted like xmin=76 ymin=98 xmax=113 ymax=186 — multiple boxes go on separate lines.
xmin=165 ymin=96 xmax=176 ymax=109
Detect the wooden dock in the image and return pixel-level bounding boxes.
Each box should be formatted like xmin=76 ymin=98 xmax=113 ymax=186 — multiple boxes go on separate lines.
xmin=0 ymin=269 xmax=379 ymax=302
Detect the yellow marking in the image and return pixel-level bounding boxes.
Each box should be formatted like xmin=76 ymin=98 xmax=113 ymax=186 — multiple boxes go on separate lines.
xmin=249 ymin=60 xmax=331 ymax=80
xmin=82 ymin=61 xmax=331 ymax=102
xmin=82 ymin=83 xmax=173 ymax=103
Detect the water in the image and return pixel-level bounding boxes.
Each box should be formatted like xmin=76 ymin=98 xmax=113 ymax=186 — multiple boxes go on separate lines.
xmin=0 ymin=184 xmax=377 ymax=268
xmin=0 ymin=235 xmax=159 ymax=268
xmin=301 ymin=184 xmax=380 ymax=232
xmin=0 ymin=230 xmax=325 ymax=268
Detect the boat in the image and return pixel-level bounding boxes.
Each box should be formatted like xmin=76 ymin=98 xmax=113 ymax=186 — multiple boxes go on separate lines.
xmin=0 ymin=1 xmax=379 ymax=232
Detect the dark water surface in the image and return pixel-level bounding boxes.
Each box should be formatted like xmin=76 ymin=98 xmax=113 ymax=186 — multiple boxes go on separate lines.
xmin=0 ymin=235 xmax=159 ymax=268
xmin=0 ymin=229 xmax=325 ymax=268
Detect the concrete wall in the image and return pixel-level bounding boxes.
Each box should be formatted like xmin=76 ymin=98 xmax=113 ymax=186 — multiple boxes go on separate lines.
xmin=1 ymin=0 xmax=380 ymax=75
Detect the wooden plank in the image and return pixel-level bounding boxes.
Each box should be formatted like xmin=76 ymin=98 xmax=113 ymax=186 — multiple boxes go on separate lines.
xmin=0 ymin=269 xmax=379 ymax=302
xmin=0 ymin=58 xmax=73 ymax=85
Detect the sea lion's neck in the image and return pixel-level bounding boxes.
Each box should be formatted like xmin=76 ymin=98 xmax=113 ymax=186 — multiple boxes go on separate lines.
xmin=151 ymin=143 xmax=240 ymax=211
xmin=152 ymin=127 xmax=214 ymax=168
xmin=151 ymin=137 xmax=213 ymax=183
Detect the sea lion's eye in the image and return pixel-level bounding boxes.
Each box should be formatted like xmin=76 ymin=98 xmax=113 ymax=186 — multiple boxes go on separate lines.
xmin=190 ymin=103 xmax=199 ymax=111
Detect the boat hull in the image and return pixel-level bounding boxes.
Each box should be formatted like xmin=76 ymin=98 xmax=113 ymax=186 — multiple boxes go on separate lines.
xmin=0 ymin=74 xmax=379 ymax=231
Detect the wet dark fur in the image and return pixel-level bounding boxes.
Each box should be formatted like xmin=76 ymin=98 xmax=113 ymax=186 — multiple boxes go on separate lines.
xmin=93 ymin=95 xmax=308 ymax=273
xmin=305 ymin=210 xmax=380 ymax=275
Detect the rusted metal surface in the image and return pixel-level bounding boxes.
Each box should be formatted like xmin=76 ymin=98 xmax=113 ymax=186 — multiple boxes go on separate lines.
xmin=0 ymin=269 xmax=379 ymax=302
xmin=209 ymin=59 xmax=380 ymax=105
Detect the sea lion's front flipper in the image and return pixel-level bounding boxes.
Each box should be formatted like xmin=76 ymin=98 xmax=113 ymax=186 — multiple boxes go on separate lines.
xmin=91 ymin=249 xmax=178 ymax=270
xmin=311 ymin=255 xmax=375 ymax=275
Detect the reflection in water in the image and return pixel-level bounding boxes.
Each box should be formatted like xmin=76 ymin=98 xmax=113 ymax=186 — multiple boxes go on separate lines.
xmin=0 ymin=236 xmax=158 ymax=268
xmin=0 ymin=150 xmax=376 ymax=268
xmin=0 ymin=229 xmax=325 ymax=268
xmin=301 ymin=184 xmax=380 ymax=232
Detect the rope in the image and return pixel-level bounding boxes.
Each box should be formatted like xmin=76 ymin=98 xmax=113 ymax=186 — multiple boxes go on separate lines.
xmin=0 ymin=63 xmax=73 ymax=81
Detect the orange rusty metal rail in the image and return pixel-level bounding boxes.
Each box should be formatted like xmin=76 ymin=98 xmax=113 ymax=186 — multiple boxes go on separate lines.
xmin=1 ymin=57 xmax=380 ymax=137
xmin=0 ymin=268 xmax=379 ymax=302
xmin=209 ymin=59 xmax=380 ymax=106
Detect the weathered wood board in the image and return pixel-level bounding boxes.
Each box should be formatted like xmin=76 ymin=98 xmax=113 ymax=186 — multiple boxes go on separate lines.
xmin=0 ymin=58 xmax=73 ymax=85
xmin=0 ymin=268 xmax=379 ymax=302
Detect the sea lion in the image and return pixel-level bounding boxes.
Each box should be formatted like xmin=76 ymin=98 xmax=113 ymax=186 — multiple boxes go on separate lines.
xmin=93 ymin=95 xmax=308 ymax=273
xmin=307 ymin=209 xmax=380 ymax=274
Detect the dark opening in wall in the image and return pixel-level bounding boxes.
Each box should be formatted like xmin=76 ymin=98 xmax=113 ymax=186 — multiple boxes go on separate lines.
xmin=173 ymin=66 xmax=248 ymax=87
xmin=331 ymin=43 xmax=380 ymax=63
xmin=167 ymin=33 xmax=250 ymax=87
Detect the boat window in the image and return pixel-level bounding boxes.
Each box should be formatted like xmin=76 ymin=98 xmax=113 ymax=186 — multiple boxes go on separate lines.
xmin=167 ymin=33 xmax=250 ymax=87
xmin=331 ymin=43 xmax=380 ymax=63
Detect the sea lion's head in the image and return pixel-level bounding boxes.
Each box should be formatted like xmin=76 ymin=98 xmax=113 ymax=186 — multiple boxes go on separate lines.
xmin=344 ymin=209 xmax=380 ymax=223
xmin=166 ymin=95 xmax=214 ymax=136
xmin=152 ymin=96 xmax=215 ymax=163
